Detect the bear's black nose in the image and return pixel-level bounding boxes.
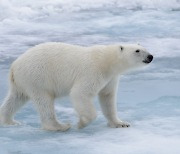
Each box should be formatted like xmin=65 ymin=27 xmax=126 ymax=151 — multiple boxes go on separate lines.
xmin=147 ymin=55 xmax=153 ymax=62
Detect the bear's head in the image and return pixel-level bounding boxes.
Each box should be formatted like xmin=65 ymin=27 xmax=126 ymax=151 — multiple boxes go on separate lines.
xmin=119 ymin=44 xmax=153 ymax=70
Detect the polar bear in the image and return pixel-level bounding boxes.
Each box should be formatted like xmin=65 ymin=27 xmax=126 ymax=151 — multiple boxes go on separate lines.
xmin=0 ymin=42 xmax=153 ymax=131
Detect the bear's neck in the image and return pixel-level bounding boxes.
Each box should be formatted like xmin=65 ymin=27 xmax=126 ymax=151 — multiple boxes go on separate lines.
xmin=90 ymin=47 xmax=128 ymax=79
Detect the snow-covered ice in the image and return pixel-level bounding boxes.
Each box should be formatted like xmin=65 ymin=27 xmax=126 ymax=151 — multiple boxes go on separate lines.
xmin=0 ymin=0 xmax=180 ymax=153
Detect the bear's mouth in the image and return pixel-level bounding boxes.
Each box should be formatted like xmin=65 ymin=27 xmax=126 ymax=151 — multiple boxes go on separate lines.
xmin=143 ymin=60 xmax=151 ymax=64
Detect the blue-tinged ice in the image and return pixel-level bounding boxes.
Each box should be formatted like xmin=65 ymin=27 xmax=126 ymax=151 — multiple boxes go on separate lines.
xmin=0 ymin=0 xmax=180 ymax=153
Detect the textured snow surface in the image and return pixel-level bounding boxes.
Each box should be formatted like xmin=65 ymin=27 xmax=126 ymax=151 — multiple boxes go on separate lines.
xmin=0 ymin=0 xmax=180 ymax=153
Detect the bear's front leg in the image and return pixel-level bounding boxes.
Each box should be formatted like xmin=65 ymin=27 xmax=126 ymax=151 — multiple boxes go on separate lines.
xmin=70 ymin=87 xmax=97 ymax=129
xmin=98 ymin=78 xmax=130 ymax=128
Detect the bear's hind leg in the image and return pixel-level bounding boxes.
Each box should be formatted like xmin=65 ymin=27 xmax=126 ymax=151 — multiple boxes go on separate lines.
xmin=31 ymin=92 xmax=71 ymax=131
xmin=0 ymin=90 xmax=28 ymax=125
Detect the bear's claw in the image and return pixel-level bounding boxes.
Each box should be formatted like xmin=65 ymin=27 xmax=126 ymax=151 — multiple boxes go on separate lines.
xmin=108 ymin=121 xmax=130 ymax=128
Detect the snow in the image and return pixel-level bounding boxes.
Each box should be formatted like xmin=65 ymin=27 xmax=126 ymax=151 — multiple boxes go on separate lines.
xmin=0 ymin=0 xmax=180 ymax=153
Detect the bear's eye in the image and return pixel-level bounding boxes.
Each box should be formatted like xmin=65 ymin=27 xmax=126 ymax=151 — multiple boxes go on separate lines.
xmin=120 ymin=46 xmax=124 ymax=51
xmin=136 ymin=50 xmax=140 ymax=53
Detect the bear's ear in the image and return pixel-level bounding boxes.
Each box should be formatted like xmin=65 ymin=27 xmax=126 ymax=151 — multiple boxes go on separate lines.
xmin=120 ymin=46 xmax=124 ymax=52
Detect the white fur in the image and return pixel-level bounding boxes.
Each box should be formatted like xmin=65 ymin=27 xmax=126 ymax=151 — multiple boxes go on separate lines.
xmin=0 ymin=42 xmax=152 ymax=131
